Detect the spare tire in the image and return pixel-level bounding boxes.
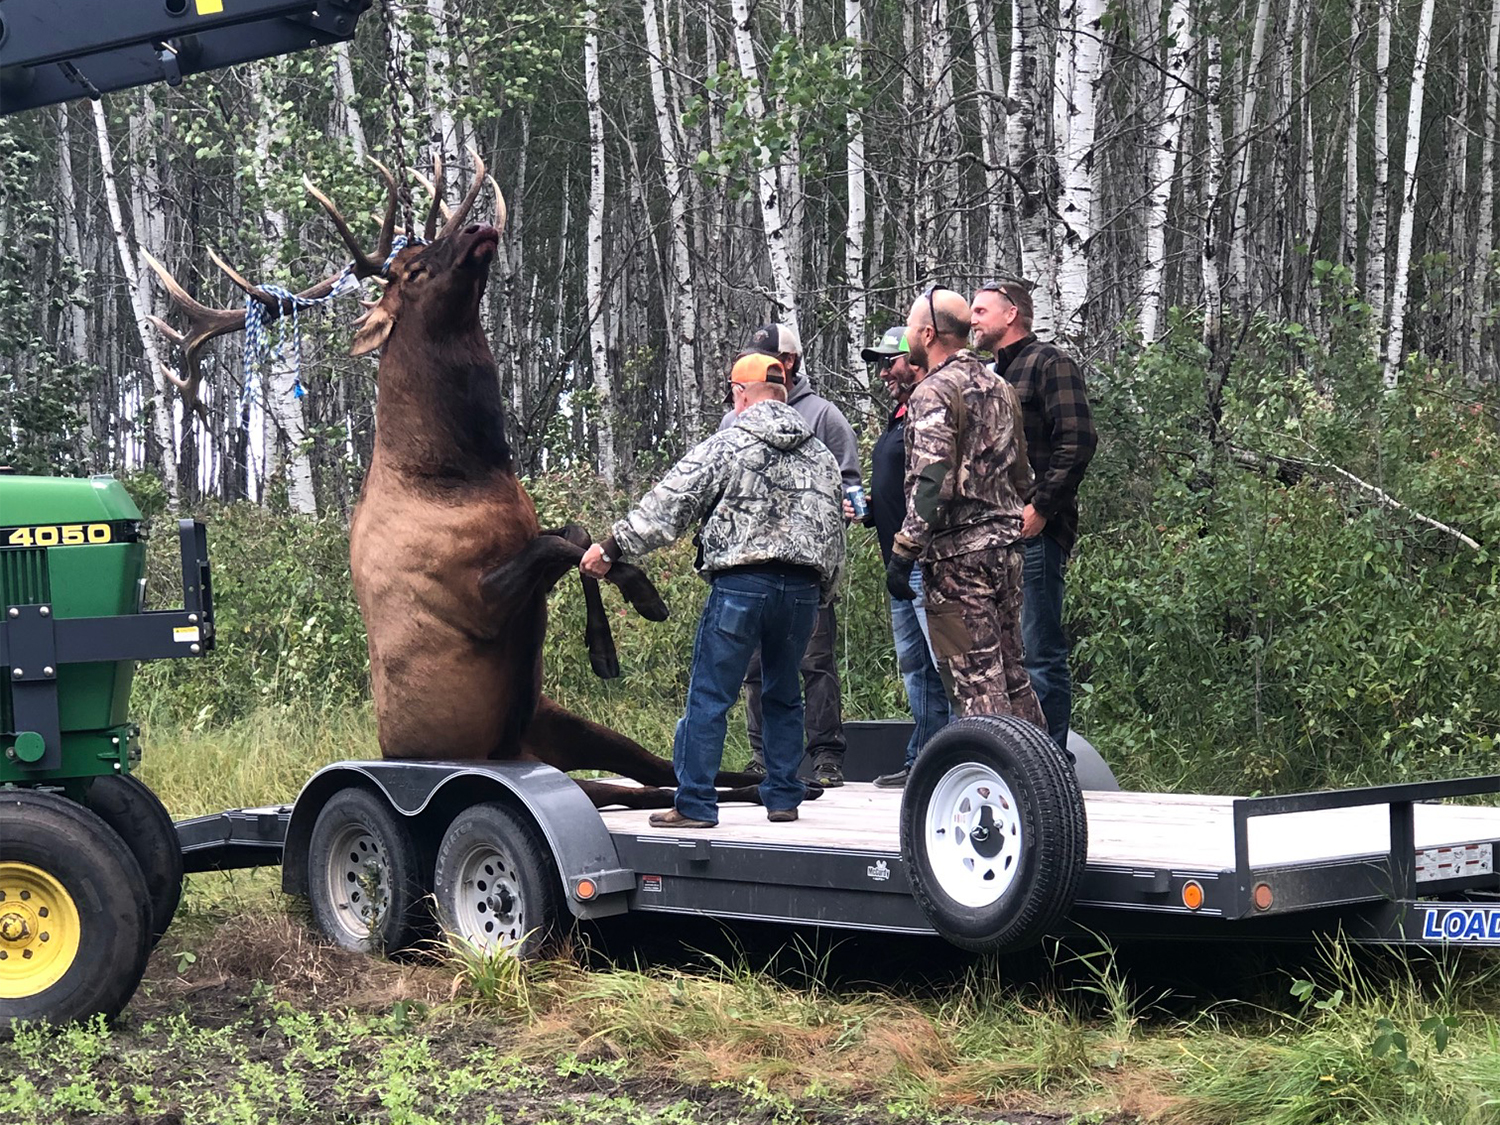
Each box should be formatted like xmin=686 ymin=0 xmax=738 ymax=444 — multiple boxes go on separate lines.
xmin=900 ymin=715 xmax=1087 ymax=952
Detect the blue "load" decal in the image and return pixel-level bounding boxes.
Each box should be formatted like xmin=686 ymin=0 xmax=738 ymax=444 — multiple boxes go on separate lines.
xmin=1421 ymin=907 xmax=1500 ymax=942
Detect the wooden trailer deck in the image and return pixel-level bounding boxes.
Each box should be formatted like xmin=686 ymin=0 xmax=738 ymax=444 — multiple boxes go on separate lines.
xmin=600 ymin=783 xmax=1500 ymax=875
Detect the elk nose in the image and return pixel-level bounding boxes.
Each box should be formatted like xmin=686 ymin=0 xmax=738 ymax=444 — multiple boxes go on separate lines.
xmin=465 ymin=224 xmax=483 ymax=235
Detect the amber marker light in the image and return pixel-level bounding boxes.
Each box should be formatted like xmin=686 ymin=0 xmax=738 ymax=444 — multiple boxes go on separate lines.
xmin=1253 ymin=882 xmax=1274 ymax=911
xmin=1181 ymin=881 xmax=1204 ymax=911
xmin=575 ymin=879 xmax=597 ymax=901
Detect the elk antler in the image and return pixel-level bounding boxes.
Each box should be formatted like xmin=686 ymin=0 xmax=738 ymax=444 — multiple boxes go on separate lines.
xmin=414 ymin=145 xmax=493 ymax=240
xmin=144 ymin=159 xmax=404 ymax=408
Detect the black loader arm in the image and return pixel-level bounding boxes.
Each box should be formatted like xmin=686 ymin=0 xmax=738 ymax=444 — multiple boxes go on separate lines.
xmin=0 ymin=0 xmax=370 ymax=116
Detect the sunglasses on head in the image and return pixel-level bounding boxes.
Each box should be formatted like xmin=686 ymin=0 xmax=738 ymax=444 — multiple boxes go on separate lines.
xmin=978 ymin=278 xmax=1027 ymax=304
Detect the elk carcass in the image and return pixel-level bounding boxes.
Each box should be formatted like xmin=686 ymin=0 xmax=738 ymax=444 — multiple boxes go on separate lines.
xmin=147 ymin=155 xmax=773 ymax=810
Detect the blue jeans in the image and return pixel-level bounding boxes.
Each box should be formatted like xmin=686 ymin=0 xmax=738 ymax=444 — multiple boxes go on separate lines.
xmin=891 ymin=566 xmax=951 ymax=767
xmin=1021 ymin=534 xmax=1071 ymax=750
xmin=672 ymin=571 xmax=820 ymax=822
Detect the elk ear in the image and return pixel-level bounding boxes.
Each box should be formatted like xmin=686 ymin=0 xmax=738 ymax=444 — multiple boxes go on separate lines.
xmin=350 ymin=303 xmax=397 ymax=356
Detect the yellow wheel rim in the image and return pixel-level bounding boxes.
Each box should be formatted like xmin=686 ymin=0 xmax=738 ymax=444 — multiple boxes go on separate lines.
xmin=0 ymin=862 xmax=82 ymax=999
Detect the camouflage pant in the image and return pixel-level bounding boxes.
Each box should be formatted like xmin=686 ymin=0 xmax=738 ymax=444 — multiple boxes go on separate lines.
xmin=921 ymin=546 xmax=1047 ymax=730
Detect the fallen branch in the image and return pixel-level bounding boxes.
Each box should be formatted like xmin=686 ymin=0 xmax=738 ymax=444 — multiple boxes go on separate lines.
xmin=1227 ymin=443 xmax=1480 ymax=551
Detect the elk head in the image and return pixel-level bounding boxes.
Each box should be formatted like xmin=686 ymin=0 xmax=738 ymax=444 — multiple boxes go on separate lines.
xmin=341 ymin=149 xmax=505 ymax=357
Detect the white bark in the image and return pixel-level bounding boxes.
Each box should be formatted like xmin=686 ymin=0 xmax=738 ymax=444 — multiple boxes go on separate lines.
xmin=1340 ymin=0 xmax=1361 ymax=269
xmin=1227 ymin=0 xmax=1273 ymax=307
xmin=584 ymin=1 xmax=617 ymax=483
xmin=1366 ymin=0 xmax=1392 ymax=341
xmin=1053 ymin=0 xmax=1105 ymax=334
xmin=1141 ymin=0 xmax=1192 ymax=343
xmin=1476 ymin=0 xmax=1500 ymax=345
xmin=1383 ymin=0 xmax=1435 ymax=390
xmin=332 ymin=43 xmax=368 ymax=161
xmin=92 ymin=99 xmax=178 ymax=501
xmin=1201 ymin=29 xmax=1225 ymax=352
xmin=730 ymin=0 xmax=800 ymax=331
xmin=844 ymin=0 xmax=869 ymax=394
xmin=424 ymin=0 xmax=462 ymax=198
xmin=641 ymin=0 xmax=701 ymax=435
xmin=1008 ymin=0 xmax=1056 ymax=337
xmin=249 ymin=68 xmax=317 ymax=513
xmin=965 ymin=0 xmax=1008 ymax=270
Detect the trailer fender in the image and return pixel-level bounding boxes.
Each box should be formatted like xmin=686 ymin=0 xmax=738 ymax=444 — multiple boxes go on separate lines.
xmin=1067 ymin=731 xmax=1119 ymax=791
xmin=280 ymin=760 xmax=632 ymax=920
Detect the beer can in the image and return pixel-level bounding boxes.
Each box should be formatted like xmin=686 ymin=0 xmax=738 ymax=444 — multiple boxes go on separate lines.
xmin=844 ymin=485 xmax=868 ymax=519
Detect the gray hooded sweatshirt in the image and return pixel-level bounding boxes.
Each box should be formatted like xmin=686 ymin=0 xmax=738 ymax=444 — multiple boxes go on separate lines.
xmin=611 ymin=400 xmax=846 ymax=598
xmin=718 ymin=372 xmax=862 ymax=489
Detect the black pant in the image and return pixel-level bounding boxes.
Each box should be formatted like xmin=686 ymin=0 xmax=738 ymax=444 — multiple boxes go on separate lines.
xmin=744 ymin=603 xmax=845 ymax=763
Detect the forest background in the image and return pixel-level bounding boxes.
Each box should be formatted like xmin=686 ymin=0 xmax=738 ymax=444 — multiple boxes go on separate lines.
xmin=3 ymin=0 xmax=1500 ymax=797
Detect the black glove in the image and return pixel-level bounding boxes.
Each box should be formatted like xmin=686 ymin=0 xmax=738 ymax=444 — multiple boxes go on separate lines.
xmin=885 ymin=554 xmax=917 ymax=601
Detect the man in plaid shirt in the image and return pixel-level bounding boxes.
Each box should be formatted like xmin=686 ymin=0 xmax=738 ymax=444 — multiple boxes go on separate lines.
xmin=971 ymin=280 xmax=1097 ymax=752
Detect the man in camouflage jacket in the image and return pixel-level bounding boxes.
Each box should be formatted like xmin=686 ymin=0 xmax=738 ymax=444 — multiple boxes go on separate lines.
xmin=581 ymin=353 xmax=845 ymax=828
xmin=886 ymin=287 xmax=1046 ymax=729
xmin=972 ymin=279 xmax=1097 ymax=751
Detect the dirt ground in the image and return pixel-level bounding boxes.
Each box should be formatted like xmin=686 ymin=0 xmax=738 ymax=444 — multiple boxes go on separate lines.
xmin=2 ymin=911 xmax=1133 ymax=1125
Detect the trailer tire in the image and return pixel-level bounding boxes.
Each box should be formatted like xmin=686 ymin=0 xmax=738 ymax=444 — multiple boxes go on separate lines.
xmin=901 ymin=715 xmax=1087 ymax=953
xmin=433 ymin=803 xmax=560 ymax=959
xmin=84 ymin=775 xmax=184 ymax=947
xmin=306 ymin=788 xmax=426 ymax=955
xmin=0 ymin=790 xmax=152 ymax=1033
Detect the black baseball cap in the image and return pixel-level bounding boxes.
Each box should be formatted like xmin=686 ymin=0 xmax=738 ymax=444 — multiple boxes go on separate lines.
xmin=744 ymin=322 xmax=803 ymax=356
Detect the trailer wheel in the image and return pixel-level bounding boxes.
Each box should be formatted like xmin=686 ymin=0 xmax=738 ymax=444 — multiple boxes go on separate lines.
xmin=0 ymin=790 xmax=151 ymax=1032
xmin=306 ymin=788 xmax=426 ymax=955
xmin=901 ymin=715 xmax=1087 ymax=953
xmin=433 ymin=803 xmax=560 ymax=959
xmin=84 ymin=775 xmax=184 ymax=947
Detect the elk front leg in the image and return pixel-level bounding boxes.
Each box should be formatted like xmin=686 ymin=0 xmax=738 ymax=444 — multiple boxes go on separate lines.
xmin=540 ymin=526 xmax=619 ymax=680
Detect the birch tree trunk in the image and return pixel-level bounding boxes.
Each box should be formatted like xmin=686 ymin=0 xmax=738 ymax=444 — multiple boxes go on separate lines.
xmin=1053 ymin=0 xmax=1105 ymax=334
xmin=56 ymin=103 xmax=95 ymax=460
xmin=964 ymin=0 xmax=1007 ymax=271
xmin=1339 ymin=0 xmax=1361 ymax=270
xmin=730 ymin=0 xmax=800 ymax=330
xmin=1226 ymin=0 xmax=1273 ymax=310
xmin=1141 ymin=0 xmax=1192 ymax=343
xmin=1009 ymin=0 xmax=1057 ymax=337
xmin=424 ymin=0 xmax=462 ymax=196
xmin=1201 ymin=28 xmax=1225 ymax=354
xmin=1475 ymin=0 xmax=1500 ymax=350
xmin=844 ymin=0 xmax=870 ymax=394
xmin=332 ymin=43 xmax=369 ymax=161
xmin=641 ymin=0 xmax=701 ymax=435
xmin=1383 ymin=0 xmax=1435 ymax=390
xmin=584 ymin=1 xmax=618 ymax=483
xmin=92 ymin=98 xmax=178 ymax=503
xmin=249 ymin=67 xmax=318 ymax=513
xmin=1366 ymin=0 xmax=1392 ymax=347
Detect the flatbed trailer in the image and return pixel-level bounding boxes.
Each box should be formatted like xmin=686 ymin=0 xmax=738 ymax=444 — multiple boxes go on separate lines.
xmin=174 ymin=719 xmax=1500 ymax=956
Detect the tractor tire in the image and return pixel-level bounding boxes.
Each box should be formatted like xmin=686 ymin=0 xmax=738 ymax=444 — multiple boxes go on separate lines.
xmin=900 ymin=715 xmax=1088 ymax=953
xmin=84 ymin=775 xmax=184 ymax=947
xmin=433 ymin=802 xmax=560 ymax=959
xmin=0 ymin=789 xmax=152 ymax=1033
xmin=306 ymin=787 xmax=426 ymax=955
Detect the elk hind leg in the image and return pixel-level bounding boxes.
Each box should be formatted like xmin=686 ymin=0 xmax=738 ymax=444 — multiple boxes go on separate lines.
xmin=522 ymin=696 xmax=778 ymax=799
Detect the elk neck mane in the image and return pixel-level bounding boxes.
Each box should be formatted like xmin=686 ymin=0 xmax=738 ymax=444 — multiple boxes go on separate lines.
xmin=374 ymin=324 xmax=514 ymax=481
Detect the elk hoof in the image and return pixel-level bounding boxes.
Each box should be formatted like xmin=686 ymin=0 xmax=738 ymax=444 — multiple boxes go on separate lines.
xmin=590 ymin=649 xmax=622 ymax=679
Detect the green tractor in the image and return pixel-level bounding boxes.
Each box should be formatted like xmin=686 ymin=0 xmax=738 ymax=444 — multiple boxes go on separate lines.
xmin=1 ymin=473 xmax=213 ymax=1028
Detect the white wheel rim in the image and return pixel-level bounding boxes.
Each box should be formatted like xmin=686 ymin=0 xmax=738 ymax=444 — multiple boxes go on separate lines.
xmin=447 ymin=842 xmax=528 ymax=953
xmin=321 ymin=824 xmax=391 ymax=943
xmin=923 ymin=762 xmax=1023 ymax=908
